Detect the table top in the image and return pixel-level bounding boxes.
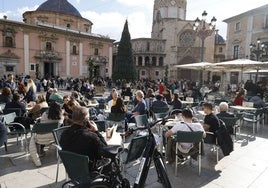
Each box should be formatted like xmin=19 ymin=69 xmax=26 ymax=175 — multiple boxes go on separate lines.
xmin=230 ymin=105 xmax=257 ymax=111
xmin=101 ymin=125 xmax=122 ymax=146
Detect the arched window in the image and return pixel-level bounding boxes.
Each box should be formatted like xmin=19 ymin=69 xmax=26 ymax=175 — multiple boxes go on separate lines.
xmin=159 ymin=57 xmax=164 ymax=66
xmin=73 ymin=45 xmax=77 ymax=54
xmin=145 ymin=56 xmax=150 ymax=66
xmin=138 ymin=56 xmax=142 ymax=66
xmin=152 ymin=57 xmax=156 ymax=66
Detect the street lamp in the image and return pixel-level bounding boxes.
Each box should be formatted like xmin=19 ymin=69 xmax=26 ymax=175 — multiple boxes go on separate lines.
xmin=250 ymin=38 xmax=266 ymax=82
xmin=193 ymin=11 xmax=216 ymax=85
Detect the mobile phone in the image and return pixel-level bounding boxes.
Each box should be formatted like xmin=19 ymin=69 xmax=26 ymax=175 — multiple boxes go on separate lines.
xmin=84 ymin=120 xmax=91 ymax=128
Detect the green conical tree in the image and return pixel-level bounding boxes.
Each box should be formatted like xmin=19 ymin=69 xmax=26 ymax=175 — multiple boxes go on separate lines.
xmin=112 ymin=20 xmax=137 ymax=82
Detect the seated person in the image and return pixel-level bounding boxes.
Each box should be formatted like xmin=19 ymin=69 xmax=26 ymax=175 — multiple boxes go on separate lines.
xmin=49 ymin=88 xmax=63 ymax=104
xmin=111 ymin=97 xmax=126 ymax=114
xmin=71 ymin=91 xmax=87 ymax=106
xmin=170 ymin=93 xmax=182 ymax=110
xmin=28 ymin=94 xmax=49 ymax=120
xmin=4 ymin=93 xmax=26 ymax=116
xmin=165 ymin=108 xmax=205 ymax=162
xmin=217 ymin=102 xmax=235 ymax=118
xmin=125 ymin=90 xmax=146 ymax=130
xmin=60 ymin=106 xmax=107 ymax=163
xmin=131 ymin=90 xmax=146 ymax=116
xmin=107 ymin=90 xmax=118 ymax=111
xmin=249 ymin=93 xmax=266 ymax=108
xmin=234 ymin=88 xmax=246 ymax=106
xmin=37 ymin=101 xmax=64 ymax=156
xmin=0 ymin=87 xmax=12 ymax=103
xmin=151 ymin=94 xmax=168 ymax=109
xmin=202 ymin=102 xmax=220 ymax=134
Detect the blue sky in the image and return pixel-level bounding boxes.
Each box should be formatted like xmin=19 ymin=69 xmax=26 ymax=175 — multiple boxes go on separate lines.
xmin=0 ymin=0 xmax=267 ymax=41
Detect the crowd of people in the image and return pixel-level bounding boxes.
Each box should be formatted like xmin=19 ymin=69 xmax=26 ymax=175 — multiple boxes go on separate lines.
xmin=0 ymin=73 xmax=267 ymax=168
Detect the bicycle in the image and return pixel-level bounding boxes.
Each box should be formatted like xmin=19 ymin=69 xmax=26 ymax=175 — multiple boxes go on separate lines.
xmin=88 ymin=118 xmax=172 ymax=188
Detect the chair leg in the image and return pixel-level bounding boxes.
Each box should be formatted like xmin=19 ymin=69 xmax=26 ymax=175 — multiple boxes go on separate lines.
xmin=198 ymin=143 xmax=201 ymax=176
xmin=175 ymin=143 xmax=178 ymax=176
xmin=4 ymin=141 xmax=7 ymax=152
xmin=55 ymin=157 xmax=60 ymax=183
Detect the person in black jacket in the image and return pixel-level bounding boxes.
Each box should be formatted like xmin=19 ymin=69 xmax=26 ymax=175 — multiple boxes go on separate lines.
xmin=60 ymin=106 xmax=107 ymax=163
xmin=202 ymin=102 xmax=220 ymax=133
xmin=111 ymin=97 xmax=126 ymax=114
xmin=4 ymin=93 xmax=26 ymax=116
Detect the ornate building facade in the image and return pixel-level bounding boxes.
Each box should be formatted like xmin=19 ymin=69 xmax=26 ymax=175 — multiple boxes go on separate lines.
xmin=126 ymin=0 xmax=219 ymax=81
xmin=0 ymin=0 xmax=114 ymax=79
xmin=223 ymin=4 xmax=268 ymax=83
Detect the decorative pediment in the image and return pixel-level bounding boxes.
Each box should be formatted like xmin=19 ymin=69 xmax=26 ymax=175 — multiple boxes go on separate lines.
xmin=0 ymin=50 xmax=20 ymax=59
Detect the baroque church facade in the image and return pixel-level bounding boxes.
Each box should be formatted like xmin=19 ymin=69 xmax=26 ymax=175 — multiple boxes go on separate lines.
xmin=0 ymin=0 xmax=114 ymax=79
xmin=127 ymin=0 xmax=219 ymax=82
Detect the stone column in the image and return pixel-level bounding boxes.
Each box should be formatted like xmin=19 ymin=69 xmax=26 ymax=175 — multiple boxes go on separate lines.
xmin=24 ymin=34 xmax=29 ymax=75
xmin=66 ymin=41 xmax=70 ymax=75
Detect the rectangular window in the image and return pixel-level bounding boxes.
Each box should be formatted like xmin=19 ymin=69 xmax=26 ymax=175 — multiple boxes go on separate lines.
xmin=219 ymin=47 xmax=223 ymax=53
xmin=94 ymin=48 xmax=99 ymax=55
xmin=46 ymin=42 xmax=52 ymax=51
xmin=233 ymin=45 xmax=239 ymax=59
xmin=265 ymin=15 xmax=268 ymax=28
xmin=235 ymin=22 xmax=240 ymax=31
xmin=6 ymin=66 xmax=14 ymax=72
xmin=30 ymin=64 xmax=35 ymax=71
xmin=155 ymin=71 xmax=159 ymax=76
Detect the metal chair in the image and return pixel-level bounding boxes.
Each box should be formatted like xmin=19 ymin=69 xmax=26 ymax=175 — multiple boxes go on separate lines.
xmin=242 ymin=108 xmax=265 ymax=135
xmin=204 ymin=131 xmax=219 ymax=163
xmin=58 ymin=147 xmax=94 ymax=188
xmin=219 ymin=116 xmax=240 ymax=140
xmin=2 ymin=112 xmax=30 ymax=152
xmin=175 ymin=131 xmax=203 ymax=176
xmin=52 ymin=126 xmax=71 ymax=183
xmin=133 ymin=114 xmax=149 ymax=128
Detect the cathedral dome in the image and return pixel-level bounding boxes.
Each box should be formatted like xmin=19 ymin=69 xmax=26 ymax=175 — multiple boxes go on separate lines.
xmin=37 ymin=0 xmax=82 ymax=17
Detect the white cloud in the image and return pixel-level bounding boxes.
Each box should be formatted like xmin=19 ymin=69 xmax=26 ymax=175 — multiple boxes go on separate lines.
xmin=116 ymin=0 xmax=154 ymax=9
xmin=81 ymin=10 xmax=152 ymax=41
xmin=0 ymin=5 xmax=38 ymax=21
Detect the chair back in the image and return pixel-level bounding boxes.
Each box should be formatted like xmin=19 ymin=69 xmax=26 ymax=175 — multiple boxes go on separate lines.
xmin=153 ymin=112 xmax=168 ymax=120
xmin=32 ymin=121 xmax=59 ymax=134
xmin=151 ymin=106 xmax=169 ymax=113
xmin=176 ymin=131 xmax=203 ymax=143
xmin=125 ymin=135 xmax=147 ymax=164
xmin=4 ymin=108 xmax=23 ymax=116
xmin=2 ymin=112 xmax=16 ymax=124
xmin=59 ymin=149 xmax=91 ymax=182
xmin=134 ymin=114 xmax=148 ymax=127
xmin=40 ymin=107 xmax=49 ymax=115
xmin=219 ymin=116 xmax=239 ymax=134
xmin=107 ymin=113 xmax=126 ymax=122
xmin=52 ymin=126 xmax=71 ymax=145
xmin=169 ymin=109 xmax=182 ymax=116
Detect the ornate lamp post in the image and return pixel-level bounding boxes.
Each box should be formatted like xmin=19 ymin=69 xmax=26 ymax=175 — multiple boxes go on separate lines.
xmin=250 ymin=39 xmax=266 ymax=82
xmin=193 ymin=11 xmax=216 ymax=85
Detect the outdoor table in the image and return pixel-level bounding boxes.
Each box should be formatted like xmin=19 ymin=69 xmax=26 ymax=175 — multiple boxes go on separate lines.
xmin=87 ymin=100 xmax=99 ymax=107
xmin=101 ymin=125 xmax=122 ymax=146
xmin=230 ymin=105 xmax=257 ymax=111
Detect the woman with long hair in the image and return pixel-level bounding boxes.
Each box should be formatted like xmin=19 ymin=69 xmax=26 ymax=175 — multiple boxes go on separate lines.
xmin=111 ymin=97 xmax=126 ymax=114
xmin=28 ymin=94 xmax=49 ymax=120
xmin=24 ymin=79 xmax=37 ymax=103
xmin=234 ymin=88 xmax=246 ymax=106
xmin=170 ymin=93 xmax=182 ymax=110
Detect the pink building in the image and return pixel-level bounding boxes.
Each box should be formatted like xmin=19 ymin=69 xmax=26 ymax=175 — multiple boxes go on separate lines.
xmin=0 ymin=0 xmax=114 ymax=79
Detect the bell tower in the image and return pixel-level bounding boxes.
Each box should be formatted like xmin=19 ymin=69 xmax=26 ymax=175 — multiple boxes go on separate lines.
xmin=152 ymin=0 xmax=187 ymax=38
